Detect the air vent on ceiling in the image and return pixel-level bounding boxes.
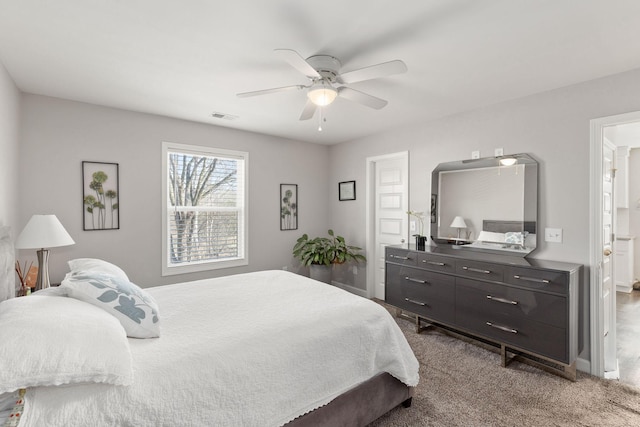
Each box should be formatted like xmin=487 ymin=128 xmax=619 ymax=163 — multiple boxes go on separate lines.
xmin=210 ymin=112 xmax=238 ymax=121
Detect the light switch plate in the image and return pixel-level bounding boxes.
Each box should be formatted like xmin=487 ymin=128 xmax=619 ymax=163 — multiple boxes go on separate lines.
xmin=471 ymin=151 xmax=480 ymax=159
xmin=545 ymin=227 xmax=563 ymax=243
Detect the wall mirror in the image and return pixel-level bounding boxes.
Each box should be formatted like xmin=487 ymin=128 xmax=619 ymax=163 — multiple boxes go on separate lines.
xmin=430 ymin=153 xmax=538 ymax=257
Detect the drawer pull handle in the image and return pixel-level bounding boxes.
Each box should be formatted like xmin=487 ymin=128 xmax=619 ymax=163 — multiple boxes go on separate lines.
xmin=405 ymin=276 xmax=427 ymax=284
xmin=405 ymin=298 xmax=426 ymax=306
xmin=486 ymin=321 xmax=518 ymax=334
xmin=462 ymin=266 xmax=491 ymax=274
xmin=390 ymin=255 xmax=411 ymax=260
xmin=513 ymin=275 xmax=550 ymax=284
xmin=486 ymin=295 xmax=518 ymax=305
xmin=423 ymin=260 xmax=446 ymax=266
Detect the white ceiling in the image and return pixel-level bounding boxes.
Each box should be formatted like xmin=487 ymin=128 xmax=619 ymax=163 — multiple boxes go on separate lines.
xmin=2 ymin=0 xmax=640 ymax=145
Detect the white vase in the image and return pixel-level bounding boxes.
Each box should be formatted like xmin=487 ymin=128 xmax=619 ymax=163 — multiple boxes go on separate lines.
xmin=309 ymin=264 xmax=332 ymax=284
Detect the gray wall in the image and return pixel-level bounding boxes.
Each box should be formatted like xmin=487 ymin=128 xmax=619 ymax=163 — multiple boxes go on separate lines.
xmin=0 ymin=61 xmax=20 ymax=230
xmin=328 ymin=67 xmax=640 ymax=363
xmin=18 ymin=95 xmax=330 ymax=286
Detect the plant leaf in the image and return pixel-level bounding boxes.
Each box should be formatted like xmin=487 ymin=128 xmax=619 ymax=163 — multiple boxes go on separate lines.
xmin=97 ymin=290 xmax=119 ymax=302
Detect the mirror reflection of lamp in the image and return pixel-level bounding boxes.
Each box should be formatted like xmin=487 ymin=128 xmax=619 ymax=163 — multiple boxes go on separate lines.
xmin=450 ymin=216 xmax=467 ymax=241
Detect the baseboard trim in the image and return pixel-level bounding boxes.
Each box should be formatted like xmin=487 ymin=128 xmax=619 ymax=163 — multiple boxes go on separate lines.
xmin=616 ymin=284 xmax=633 ymax=293
xmin=331 ymin=280 xmax=368 ymax=298
xmin=577 ymin=357 xmax=590 ymax=374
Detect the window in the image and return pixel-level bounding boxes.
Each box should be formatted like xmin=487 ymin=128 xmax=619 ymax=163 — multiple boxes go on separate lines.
xmin=162 ymin=142 xmax=248 ymax=275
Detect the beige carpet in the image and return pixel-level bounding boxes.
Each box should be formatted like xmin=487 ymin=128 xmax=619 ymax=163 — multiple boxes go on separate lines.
xmin=370 ymin=316 xmax=640 ymax=427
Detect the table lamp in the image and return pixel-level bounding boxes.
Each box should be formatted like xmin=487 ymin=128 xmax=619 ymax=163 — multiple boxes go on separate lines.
xmin=450 ymin=216 xmax=467 ymax=241
xmin=15 ymin=214 xmax=75 ymax=291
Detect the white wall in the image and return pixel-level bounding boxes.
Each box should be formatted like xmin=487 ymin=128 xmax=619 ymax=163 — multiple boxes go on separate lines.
xmin=329 ymin=67 xmax=640 ymax=363
xmin=628 ymin=148 xmax=640 ymax=282
xmin=18 ymin=95 xmax=330 ymax=287
xmin=0 ymin=60 xmax=20 ymax=229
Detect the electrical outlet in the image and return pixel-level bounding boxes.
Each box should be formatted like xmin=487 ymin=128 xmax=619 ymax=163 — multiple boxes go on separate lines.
xmin=282 ymin=266 xmax=288 ymax=271
xmin=545 ymin=228 xmax=563 ymax=243
xmin=471 ymin=151 xmax=480 ymax=159
xmin=352 ymin=266 xmax=358 ymax=275
xmin=495 ymin=148 xmax=504 ymax=156
xmin=410 ymin=220 xmax=416 ymax=232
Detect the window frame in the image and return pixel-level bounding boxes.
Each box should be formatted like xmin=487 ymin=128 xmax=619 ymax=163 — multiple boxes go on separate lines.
xmin=161 ymin=141 xmax=249 ymax=276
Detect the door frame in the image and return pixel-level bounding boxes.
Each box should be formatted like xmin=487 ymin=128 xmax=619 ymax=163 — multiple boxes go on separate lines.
xmin=589 ymin=110 xmax=640 ymax=377
xmin=365 ymin=151 xmax=409 ymax=299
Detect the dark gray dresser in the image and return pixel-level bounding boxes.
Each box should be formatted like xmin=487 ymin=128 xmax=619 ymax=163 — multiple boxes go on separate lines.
xmin=385 ymin=244 xmax=582 ymax=380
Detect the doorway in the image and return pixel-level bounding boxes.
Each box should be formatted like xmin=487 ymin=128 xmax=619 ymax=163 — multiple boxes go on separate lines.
xmin=590 ymin=111 xmax=640 ymax=382
xmin=365 ymin=151 xmax=409 ymax=300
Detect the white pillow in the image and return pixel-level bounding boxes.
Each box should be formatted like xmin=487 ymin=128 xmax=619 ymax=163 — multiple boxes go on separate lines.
xmin=61 ymin=271 xmax=160 ymax=338
xmin=504 ymin=231 xmax=525 ymax=245
xmin=0 ymin=295 xmax=133 ymax=394
xmin=476 ymin=231 xmax=506 ymax=243
xmin=68 ymin=258 xmax=129 ymax=281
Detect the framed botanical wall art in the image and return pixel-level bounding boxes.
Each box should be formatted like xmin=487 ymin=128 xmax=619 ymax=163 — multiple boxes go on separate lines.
xmin=83 ymin=161 xmax=120 ymax=231
xmin=431 ymin=194 xmax=437 ymax=223
xmin=338 ymin=180 xmax=356 ymax=201
xmin=280 ymin=184 xmax=298 ymax=231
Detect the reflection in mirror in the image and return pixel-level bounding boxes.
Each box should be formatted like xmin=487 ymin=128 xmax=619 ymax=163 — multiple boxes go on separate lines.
xmin=430 ymin=154 xmax=538 ymax=256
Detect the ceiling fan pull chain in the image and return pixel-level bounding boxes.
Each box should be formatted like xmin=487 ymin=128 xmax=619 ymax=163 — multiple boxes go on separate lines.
xmin=318 ymin=107 xmax=323 ymax=131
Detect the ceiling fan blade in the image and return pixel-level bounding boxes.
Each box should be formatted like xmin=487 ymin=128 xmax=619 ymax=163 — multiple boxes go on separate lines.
xmin=237 ymin=85 xmax=305 ymax=98
xmin=337 ymin=87 xmax=388 ymax=110
xmin=338 ymin=60 xmax=407 ymax=84
xmin=299 ymin=99 xmax=317 ymax=120
xmin=275 ymin=49 xmax=321 ymax=78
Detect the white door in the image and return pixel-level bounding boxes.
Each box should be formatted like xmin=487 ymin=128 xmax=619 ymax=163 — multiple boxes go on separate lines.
xmin=590 ymin=111 xmax=640 ymax=378
xmin=366 ymin=152 xmax=409 ymax=300
xmin=603 ymin=140 xmax=618 ymax=376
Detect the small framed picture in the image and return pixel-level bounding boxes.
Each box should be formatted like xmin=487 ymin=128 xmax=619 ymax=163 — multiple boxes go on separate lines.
xmin=339 ymin=181 xmax=356 ymax=201
xmin=280 ymin=184 xmax=298 ymax=230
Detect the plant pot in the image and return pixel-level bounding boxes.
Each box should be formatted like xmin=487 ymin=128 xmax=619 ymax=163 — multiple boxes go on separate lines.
xmin=415 ymin=235 xmax=427 ymax=250
xmin=309 ymin=264 xmax=332 ymax=284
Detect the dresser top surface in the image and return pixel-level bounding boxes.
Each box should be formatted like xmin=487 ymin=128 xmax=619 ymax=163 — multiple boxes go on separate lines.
xmin=388 ymin=244 xmax=582 ymax=272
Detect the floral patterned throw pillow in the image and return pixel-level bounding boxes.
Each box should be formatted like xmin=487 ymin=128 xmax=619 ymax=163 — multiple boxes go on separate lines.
xmin=61 ymin=271 xmax=160 ymax=338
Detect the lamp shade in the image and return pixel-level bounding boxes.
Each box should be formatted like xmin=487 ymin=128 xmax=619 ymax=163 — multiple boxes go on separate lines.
xmin=15 ymin=215 xmax=75 ymax=249
xmin=307 ymin=82 xmax=338 ymax=106
xmin=450 ymin=216 xmax=467 ymax=229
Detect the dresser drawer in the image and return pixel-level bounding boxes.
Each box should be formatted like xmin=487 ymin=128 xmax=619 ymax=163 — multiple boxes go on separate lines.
xmin=386 ymin=264 xmax=455 ymax=324
xmin=503 ymin=266 xmax=569 ymax=295
xmin=456 ymin=278 xmax=567 ymax=329
xmin=456 ymin=306 xmax=568 ymax=363
xmin=455 ymin=287 xmax=568 ymax=362
xmin=455 ymin=259 xmax=504 ymax=282
xmin=417 ymin=253 xmax=455 ymax=274
xmin=386 ymin=247 xmax=418 ymax=266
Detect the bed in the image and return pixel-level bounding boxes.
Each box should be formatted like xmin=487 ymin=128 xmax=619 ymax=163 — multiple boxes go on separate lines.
xmin=0 ymin=261 xmax=419 ymax=427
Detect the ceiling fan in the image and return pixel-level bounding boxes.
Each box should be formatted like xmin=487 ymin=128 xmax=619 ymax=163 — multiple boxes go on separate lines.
xmin=237 ymin=49 xmax=407 ymax=121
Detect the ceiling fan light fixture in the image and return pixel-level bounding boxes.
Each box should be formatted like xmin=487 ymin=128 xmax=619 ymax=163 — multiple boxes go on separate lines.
xmin=307 ymin=82 xmax=338 ymax=106
xmin=499 ymin=157 xmax=517 ymax=166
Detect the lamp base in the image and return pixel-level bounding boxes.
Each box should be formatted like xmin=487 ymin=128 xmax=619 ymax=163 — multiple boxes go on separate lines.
xmin=35 ymin=248 xmax=51 ymax=291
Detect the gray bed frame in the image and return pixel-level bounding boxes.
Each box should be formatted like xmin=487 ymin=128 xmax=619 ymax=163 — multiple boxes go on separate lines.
xmin=285 ymin=373 xmax=413 ymax=426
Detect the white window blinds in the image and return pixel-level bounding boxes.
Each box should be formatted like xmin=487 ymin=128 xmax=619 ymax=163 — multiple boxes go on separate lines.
xmin=162 ymin=142 xmax=248 ymax=275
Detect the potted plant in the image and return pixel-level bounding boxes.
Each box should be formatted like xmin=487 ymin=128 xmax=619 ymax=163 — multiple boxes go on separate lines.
xmin=293 ymin=229 xmax=366 ymax=283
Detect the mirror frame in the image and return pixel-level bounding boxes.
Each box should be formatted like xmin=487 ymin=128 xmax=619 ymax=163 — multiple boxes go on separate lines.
xmin=430 ymin=153 xmax=538 ymax=257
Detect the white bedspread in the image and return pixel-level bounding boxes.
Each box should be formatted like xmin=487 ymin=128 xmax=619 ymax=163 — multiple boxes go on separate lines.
xmin=20 ymin=270 xmax=419 ymax=427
